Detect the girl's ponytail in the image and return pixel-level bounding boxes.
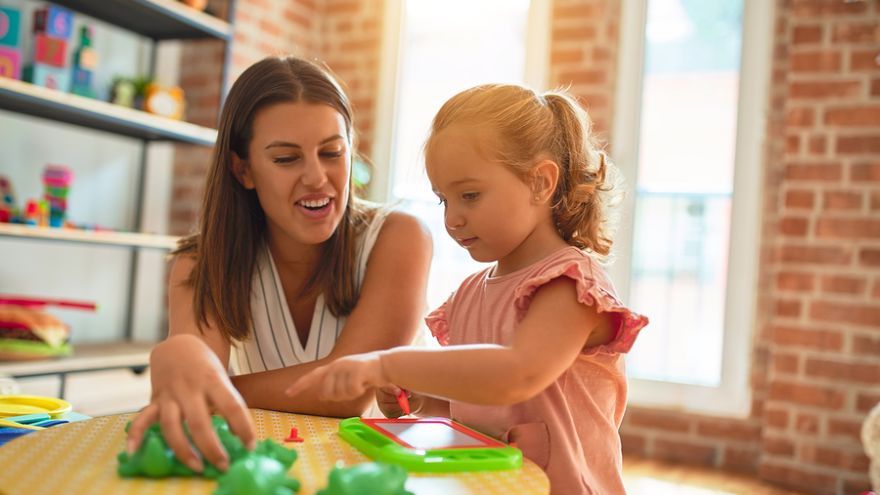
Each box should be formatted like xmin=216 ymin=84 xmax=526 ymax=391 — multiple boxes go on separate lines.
xmin=544 ymin=92 xmax=613 ymax=256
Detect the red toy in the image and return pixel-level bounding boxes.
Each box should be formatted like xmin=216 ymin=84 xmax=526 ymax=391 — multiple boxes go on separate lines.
xmin=284 ymin=427 xmax=304 ymax=443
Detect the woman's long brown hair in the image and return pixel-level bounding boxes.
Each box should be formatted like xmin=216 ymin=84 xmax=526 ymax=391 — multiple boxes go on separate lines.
xmin=175 ymin=56 xmax=373 ymax=342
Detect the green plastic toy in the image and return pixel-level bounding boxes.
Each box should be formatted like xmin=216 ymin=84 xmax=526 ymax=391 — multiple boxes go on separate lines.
xmin=317 ymin=462 xmax=412 ymax=495
xmin=117 ymin=416 xmax=300 ymax=493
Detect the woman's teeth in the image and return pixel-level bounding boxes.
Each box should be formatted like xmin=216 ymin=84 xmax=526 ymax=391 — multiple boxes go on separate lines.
xmin=299 ymin=198 xmax=330 ymax=209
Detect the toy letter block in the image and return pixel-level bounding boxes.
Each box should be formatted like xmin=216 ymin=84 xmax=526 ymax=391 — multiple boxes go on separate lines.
xmin=34 ymin=35 xmax=67 ymax=67
xmin=0 ymin=7 xmax=22 ymax=47
xmin=0 ymin=46 xmax=21 ymax=80
xmin=25 ymin=63 xmax=70 ymax=92
xmin=33 ymin=6 xmax=73 ymax=40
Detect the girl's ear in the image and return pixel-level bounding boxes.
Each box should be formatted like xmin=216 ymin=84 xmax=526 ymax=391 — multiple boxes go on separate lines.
xmin=231 ymin=152 xmax=256 ymax=189
xmin=531 ymin=159 xmax=559 ymax=204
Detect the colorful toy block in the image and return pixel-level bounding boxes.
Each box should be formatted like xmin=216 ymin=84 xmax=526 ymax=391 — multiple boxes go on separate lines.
xmin=34 ymin=34 xmax=67 ymax=67
xmin=33 ymin=6 xmax=73 ymax=40
xmin=0 ymin=7 xmax=21 ymax=47
xmin=0 ymin=46 xmax=21 ymax=80
xmin=24 ymin=63 xmax=70 ymax=92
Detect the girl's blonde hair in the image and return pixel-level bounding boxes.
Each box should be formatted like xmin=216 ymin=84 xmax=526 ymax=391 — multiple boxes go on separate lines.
xmin=426 ymin=84 xmax=618 ymax=256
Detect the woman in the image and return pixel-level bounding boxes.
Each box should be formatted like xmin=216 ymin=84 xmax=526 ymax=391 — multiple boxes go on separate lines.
xmin=126 ymin=56 xmax=432 ymax=473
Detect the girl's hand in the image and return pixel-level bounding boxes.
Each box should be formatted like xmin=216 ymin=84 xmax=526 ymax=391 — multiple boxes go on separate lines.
xmin=376 ymin=386 xmax=419 ymax=418
xmin=285 ymin=351 xmax=387 ymax=401
xmin=125 ymin=334 xmax=255 ymax=473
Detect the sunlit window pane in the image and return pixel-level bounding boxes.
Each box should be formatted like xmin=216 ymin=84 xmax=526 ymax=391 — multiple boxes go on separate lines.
xmin=627 ymin=0 xmax=743 ymax=386
xmin=390 ymin=0 xmax=531 ymax=309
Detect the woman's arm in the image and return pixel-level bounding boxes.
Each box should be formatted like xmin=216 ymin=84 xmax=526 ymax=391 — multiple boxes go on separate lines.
xmin=232 ymin=211 xmax=433 ymax=416
xmin=288 ymin=277 xmax=611 ymax=406
xmin=127 ymin=256 xmax=255 ymax=473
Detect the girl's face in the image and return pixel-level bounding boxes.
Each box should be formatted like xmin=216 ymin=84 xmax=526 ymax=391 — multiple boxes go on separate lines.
xmin=426 ymin=126 xmax=545 ymax=270
xmin=234 ymin=101 xmax=351 ymax=249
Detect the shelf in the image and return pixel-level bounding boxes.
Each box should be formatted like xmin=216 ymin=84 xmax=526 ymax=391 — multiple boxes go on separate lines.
xmin=0 ymin=341 xmax=153 ymax=378
xmin=0 ymin=78 xmax=217 ymax=146
xmin=0 ymin=224 xmax=179 ymax=250
xmin=49 ymin=0 xmax=232 ymax=40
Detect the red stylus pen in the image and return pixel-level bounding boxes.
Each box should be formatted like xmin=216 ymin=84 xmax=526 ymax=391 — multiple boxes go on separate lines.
xmin=396 ymin=389 xmax=411 ymax=416
xmin=0 ymin=295 xmax=97 ymax=312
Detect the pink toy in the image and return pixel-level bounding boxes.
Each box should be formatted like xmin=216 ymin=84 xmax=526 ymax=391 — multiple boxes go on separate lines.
xmin=0 ymin=46 xmax=21 ymax=79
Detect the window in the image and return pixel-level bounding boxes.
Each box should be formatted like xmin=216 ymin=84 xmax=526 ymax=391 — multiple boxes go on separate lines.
xmin=611 ymin=0 xmax=774 ymax=415
xmin=374 ymin=0 xmax=550 ymax=310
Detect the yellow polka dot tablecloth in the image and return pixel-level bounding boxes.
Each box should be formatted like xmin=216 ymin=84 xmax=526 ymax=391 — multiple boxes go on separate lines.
xmin=0 ymin=409 xmax=549 ymax=495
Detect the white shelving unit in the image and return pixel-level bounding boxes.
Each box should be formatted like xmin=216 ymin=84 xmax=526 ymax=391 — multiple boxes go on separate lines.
xmin=0 ymin=0 xmax=234 ymax=397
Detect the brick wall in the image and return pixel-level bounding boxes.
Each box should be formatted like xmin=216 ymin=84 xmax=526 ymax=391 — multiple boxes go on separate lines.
xmin=167 ymin=1 xmax=879 ymax=493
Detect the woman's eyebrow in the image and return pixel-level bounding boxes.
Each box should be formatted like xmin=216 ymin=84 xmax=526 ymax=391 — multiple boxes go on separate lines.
xmin=265 ymin=134 xmax=344 ymax=149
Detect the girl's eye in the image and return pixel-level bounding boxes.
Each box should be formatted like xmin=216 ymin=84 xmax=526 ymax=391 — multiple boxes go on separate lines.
xmin=462 ymin=192 xmax=479 ymax=201
xmin=321 ymin=150 xmax=344 ymax=158
xmin=274 ymin=156 xmax=300 ymax=164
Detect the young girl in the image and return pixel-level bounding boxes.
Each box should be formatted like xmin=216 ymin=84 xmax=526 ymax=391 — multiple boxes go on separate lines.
xmin=287 ymin=84 xmax=648 ymax=494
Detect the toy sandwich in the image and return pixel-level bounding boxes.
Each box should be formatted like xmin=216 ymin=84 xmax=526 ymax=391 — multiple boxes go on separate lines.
xmin=0 ymin=296 xmax=94 ymax=360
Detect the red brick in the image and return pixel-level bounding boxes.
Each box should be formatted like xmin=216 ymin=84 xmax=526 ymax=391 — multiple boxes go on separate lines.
xmin=815 ymin=218 xmax=880 ymax=240
xmin=857 ymin=392 xmax=880 ymax=413
xmin=770 ymin=325 xmax=843 ymax=351
xmin=774 ymin=299 xmax=801 ymax=318
xmin=837 ymin=135 xmax=880 ymax=154
xmin=861 ymin=248 xmax=880 ymax=266
xmin=790 ymin=50 xmax=842 ymax=72
xmin=791 ymin=25 xmax=822 ymax=44
xmin=805 ymin=357 xmax=880 ymax=384
xmin=828 ymin=418 xmax=865 ymax=441
xmin=773 ymin=352 xmax=800 ymax=374
xmin=795 ymin=412 xmax=819 ymax=434
xmin=808 ymin=135 xmax=826 ymax=154
xmin=786 ymin=134 xmax=800 ymax=153
xmin=853 ymin=335 xmax=880 ymax=357
xmin=762 ymin=436 xmax=795 ymax=456
xmin=852 ymin=161 xmax=880 ymax=182
xmin=553 ymin=25 xmax=598 ymax=42
xmin=850 ymin=49 xmax=880 ymax=71
xmin=784 ymin=189 xmax=815 ymax=209
xmin=790 ymin=0 xmax=868 ymax=17
xmin=768 ymin=381 xmax=846 ymax=409
xmin=625 ymin=411 xmax=692 ymax=433
xmin=789 ymin=80 xmax=862 ymax=99
xmin=825 ymin=106 xmax=880 ymax=126
xmin=654 ymin=439 xmax=717 ymax=466
xmin=326 ymin=1 xmax=360 ymax=15
xmin=810 ymin=300 xmax=880 ymax=327
xmin=832 ymin=22 xmax=880 ymax=43
xmin=695 ymin=419 xmax=760 ymax=441
xmin=620 ymin=432 xmax=646 ymax=456
xmin=558 ymin=69 xmax=606 ymax=85
xmin=873 ymin=77 xmax=880 ymax=97
xmin=779 ymin=217 xmax=809 ymax=237
xmin=819 ymin=274 xmax=866 ymax=294
xmin=765 ymin=408 xmax=789 ymax=429
xmin=775 ymin=271 xmax=814 ymax=291
xmin=871 ymin=192 xmax=880 ymax=210
xmin=759 ymin=462 xmax=837 ymax=494
xmin=722 ymin=446 xmax=759 ymax=473
xmin=778 ymin=244 xmax=852 ymax=265
xmin=785 ymin=107 xmax=814 ymax=126
xmin=550 ymin=48 xmax=583 ymax=65
xmin=822 ymin=190 xmax=862 ymax=210
xmin=552 ymin=3 xmax=604 ymax=20
xmin=784 ymin=162 xmax=842 ymax=181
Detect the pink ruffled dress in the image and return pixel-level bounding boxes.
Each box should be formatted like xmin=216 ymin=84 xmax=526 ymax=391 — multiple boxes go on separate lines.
xmin=425 ymin=246 xmax=648 ymax=495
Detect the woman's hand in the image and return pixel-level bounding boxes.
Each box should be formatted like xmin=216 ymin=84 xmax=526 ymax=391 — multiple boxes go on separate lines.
xmin=125 ymin=334 xmax=255 ymax=473
xmin=285 ymin=351 xmax=387 ymax=402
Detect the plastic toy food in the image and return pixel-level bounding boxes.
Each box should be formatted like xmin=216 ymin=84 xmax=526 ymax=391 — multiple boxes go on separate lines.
xmin=214 ymin=455 xmax=301 ymax=495
xmin=317 ymin=462 xmax=412 ymax=495
xmin=117 ymin=416 xmax=299 ymax=489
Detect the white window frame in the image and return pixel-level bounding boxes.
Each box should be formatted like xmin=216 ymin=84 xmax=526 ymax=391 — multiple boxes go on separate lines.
xmin=370 ymin=0 xmax=551 ymax=203
xmin=610 ymin=0 xmax=774 ymax=417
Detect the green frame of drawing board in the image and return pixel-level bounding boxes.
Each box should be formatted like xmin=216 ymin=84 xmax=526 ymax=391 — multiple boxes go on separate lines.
xmin=337 ymin=416 xmax=522 ymax=473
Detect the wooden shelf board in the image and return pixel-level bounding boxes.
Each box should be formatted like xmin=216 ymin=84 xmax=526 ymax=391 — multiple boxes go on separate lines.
xmin=0 ymin=78 xmax=217 ymax=146
xmin=0 ymin=224 xmax=179 ymax=250
xmin=0 ymin=341 xmax=154 ymax=377
xmin=49 ymin=0 xmax=232 ymax=40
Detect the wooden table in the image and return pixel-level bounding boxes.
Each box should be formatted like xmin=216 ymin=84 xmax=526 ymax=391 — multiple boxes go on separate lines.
xmin=0 ymin=408 xmax=550 ymax=495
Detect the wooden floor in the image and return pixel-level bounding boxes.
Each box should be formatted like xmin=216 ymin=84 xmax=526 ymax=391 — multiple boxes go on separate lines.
xmin=623 ymin=456 xmax=809 ymax=495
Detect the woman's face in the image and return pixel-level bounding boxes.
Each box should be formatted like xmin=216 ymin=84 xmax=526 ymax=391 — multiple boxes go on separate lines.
xmin=234 ymin=101 xmax=351 ymax=248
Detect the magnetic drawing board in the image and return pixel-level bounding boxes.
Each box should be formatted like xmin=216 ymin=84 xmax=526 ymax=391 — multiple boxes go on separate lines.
xmin=338 ymin=417 xmax=522 ymax=472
